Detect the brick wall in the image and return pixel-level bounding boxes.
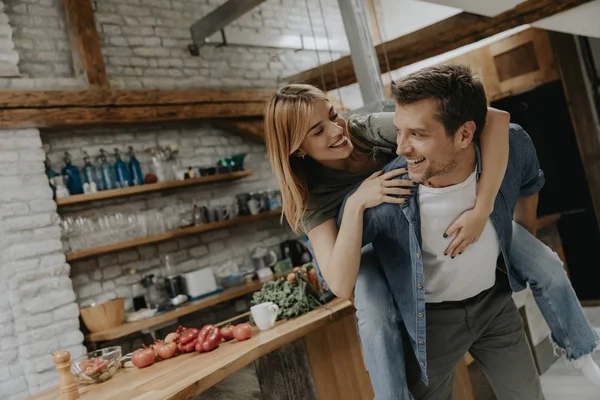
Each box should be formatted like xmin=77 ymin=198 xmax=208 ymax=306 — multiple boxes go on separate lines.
xmin=4 ymin=0 xmax=72 ymax=78
xmin=95 ymin=0 xmax=346 ymax=89
xmin=0 ymin=129 xmax=86 ymax=399
xmin=0 ymin=1 xmax=19 ymax=77
xmin=0 ymin=1 xmax=349 ymax=397
xmin=42 ymin=123 xmax=293 ymax=310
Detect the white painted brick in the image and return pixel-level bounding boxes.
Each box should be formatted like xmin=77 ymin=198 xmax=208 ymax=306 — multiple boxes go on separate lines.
xmin=24 ymin=368 xmax=57 ymax=389
xmin=70 ymin=273 xmax=89 ymax=287
xmin=0 ymin=366 xmax=9 ymax=381
xmin=14 ymin=313 xmax=53 ymax=333
xmin=1 ymin=337 xmax=18 ymax=351
xmin=8 ymin=238 xmax=62 ymax=260
xmin=0 ymin=202 xmax=29 ymax=217
xmin=59 ymin=330 xmax=83 ymax=348
xmin=9 ymin=364 xmax=24 ymax=378
xmin=52 ymin=302 xmax=79 ymax=321
xmin=28 ymin=199 xmax=56 ymax=213
xmin=23 ymin=353 xmax=54 ymax=374
xmin=98 ymin=254 xmax=119 ymax=268
xmin=76 ymin=282 xmax=102 ymax=299
xmin=102 ymin=280 xmax=116 ymax=291
xmin=102 ymin=265 xmax=122 ymax=279
xmin=0 ymin=376 xmax=27 ymax=396
xmin=20 ymin=338 xmax=58 ymax=360
xmin=3 ymin=213 xmax=52 ymax=231
xmin=22 ymin=288 xmax=75 ymax=314
xmin=91 ymin=269 xmax=102 ymax=281
xmin=118 ymin=250 xmax=139 ymax=264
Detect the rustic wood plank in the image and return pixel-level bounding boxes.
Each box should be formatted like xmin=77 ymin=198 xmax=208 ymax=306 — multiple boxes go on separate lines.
xmin=255 ymin=340 xmax=318 ymax=400
xmin=217 ymin=118 xmax=265 ymax=141
xmin=25 ymin=299 xmax=356 ymax=400
xmin=284 ymin=0 xmax=592 ymax=90
xmin=0 ymin=89 xmax=274 ymax=109
xmin=56 ymin=170 xmax=253 ymax=206
xmin=63 ymin=0 xmax=108 ymax=87
xmin=67 ymin=209 xmax=281 ymax=262
xmin=549 ymin=32 xmax=600 ymax=230
xmin=305 ymin=315 xmax=374 ymax=400
xmin=0 ymin=102 xmax=267 ymax=128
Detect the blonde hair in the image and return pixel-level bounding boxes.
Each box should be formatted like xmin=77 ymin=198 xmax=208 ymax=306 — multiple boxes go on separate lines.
xmin=264 ymin=84 xmax=328 ymax=233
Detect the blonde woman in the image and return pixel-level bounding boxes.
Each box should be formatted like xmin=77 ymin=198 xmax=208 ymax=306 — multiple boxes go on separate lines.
xmin=264 ymin=82 xmax=599 ymax=398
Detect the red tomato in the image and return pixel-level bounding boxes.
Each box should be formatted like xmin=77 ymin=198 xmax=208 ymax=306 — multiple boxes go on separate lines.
xmin=132 ymin=348 xmax=156 ymax=368
xmin=154 ymin=341 xmax=177 ymax=360
xmin=220 ymin=325 xmax=235 ymax=341
xmin=233 ymin=323 xmax=253 ymax=341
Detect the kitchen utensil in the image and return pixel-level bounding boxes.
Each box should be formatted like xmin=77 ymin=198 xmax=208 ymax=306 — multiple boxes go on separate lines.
xmin=79 ymin=297 xmax=125 ymax=333
xmin=236 ymin=193 xmax=251 ymax=216
xmin=182 ymin=268 xmax=219 ymax=300
xmin=218 ymin=274 xmax=244 ymax=288
xmin=251 ymin=302 xmax=279 ymax=331
xmin=70 ymin=346 xmax=122 ymax=384
xmin=280 ymin=239 xmax=311 ymax=267
xmin=250 ymin=246 xmax=278 ymax=270
xmin=230 ymin=153 xmax=247 ymax=171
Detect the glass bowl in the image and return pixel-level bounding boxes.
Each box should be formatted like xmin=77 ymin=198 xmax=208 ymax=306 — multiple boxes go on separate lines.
xmin=70 ymin=346 xmax=122 ymax=384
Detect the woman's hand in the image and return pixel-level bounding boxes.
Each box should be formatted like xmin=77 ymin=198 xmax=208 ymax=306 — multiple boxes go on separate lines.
xmin=443 ymin=206 xmax=490 ymax=257
xmin=349 ymin=168 xmax=415 ymax=210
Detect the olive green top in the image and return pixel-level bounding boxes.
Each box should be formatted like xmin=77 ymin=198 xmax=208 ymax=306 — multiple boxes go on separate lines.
xmin=302 ymin=112 xmax=398 ymax=233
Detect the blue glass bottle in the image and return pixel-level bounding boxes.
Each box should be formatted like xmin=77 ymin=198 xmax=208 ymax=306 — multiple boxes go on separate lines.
xmin=99 ymin=148 xmax=117 ymax=190
xmin=82 ymin=151 xmax=101 ymax=192
xmin=127 ymin=146 xmax=144 ymax=186
xmin=114 ymin=148 xmax=130 ymax=188
xmin=61 ymin=151 xmax=84 ymax=195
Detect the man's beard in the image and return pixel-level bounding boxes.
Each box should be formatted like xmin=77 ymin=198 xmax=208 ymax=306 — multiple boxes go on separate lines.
xmin=412 ymin=157 xmax=458 ymax=185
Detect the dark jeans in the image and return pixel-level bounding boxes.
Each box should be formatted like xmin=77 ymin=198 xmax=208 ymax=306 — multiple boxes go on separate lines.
xmin=406 ymin=272 xmax=545 ymax=400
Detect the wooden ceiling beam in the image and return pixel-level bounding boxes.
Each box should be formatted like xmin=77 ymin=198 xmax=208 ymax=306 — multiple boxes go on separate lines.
xmin=63 ymin=0 xmax=109 ymax=88
xmin=284 ymin=0 xmax=593 ymax=90
xmin=0 ymin=88 xmax=274 ymax=109
xmin=0 ymin=102 xmax=267 ymax=128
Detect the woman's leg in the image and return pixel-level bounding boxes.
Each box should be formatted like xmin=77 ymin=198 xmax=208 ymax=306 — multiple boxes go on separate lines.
xmin=308 ymin=242 xmax=412 ymax=399
xmin=508 ymin=222 xmax=600 ymax=383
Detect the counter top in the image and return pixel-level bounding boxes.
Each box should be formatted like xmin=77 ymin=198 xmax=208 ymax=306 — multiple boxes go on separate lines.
xmin=27 ymin=298 xmax=354 ymax=400
xmin=86 ymin=275 xmax=280 ymax=343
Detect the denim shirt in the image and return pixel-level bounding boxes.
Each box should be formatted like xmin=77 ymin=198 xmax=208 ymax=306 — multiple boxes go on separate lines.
xmin=337 ymin=124 xmax=545 ymax=383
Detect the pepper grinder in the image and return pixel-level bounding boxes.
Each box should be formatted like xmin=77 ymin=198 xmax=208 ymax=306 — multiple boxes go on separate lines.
xmin=52 ymin=350 xmax=80 ymax=400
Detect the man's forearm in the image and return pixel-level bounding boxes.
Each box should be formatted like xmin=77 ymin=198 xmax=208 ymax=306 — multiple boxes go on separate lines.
xmin=514 ymin=193 xmax=539 ymax=235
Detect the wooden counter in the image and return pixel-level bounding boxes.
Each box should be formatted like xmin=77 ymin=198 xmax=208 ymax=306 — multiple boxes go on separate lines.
xmin=27 ymin=299 xmax=375 ymax=400
xmin=86 ymin=276 xmax=278 ymax=343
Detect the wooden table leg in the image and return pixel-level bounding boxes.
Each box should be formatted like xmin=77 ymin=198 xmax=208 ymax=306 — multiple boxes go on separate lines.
xmin=304 ymin=315 xmax=375 ymax=400
xmin=453 ymin=354 xmax=475 ymax=400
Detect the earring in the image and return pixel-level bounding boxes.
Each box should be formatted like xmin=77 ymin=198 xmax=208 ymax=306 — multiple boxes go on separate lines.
xmin=301 ymin=153 xmax=306 ymax=159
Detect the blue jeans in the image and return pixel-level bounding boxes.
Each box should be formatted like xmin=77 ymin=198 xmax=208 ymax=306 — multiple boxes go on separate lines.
xmin=309 ymin=222 xmax=599 ymax=399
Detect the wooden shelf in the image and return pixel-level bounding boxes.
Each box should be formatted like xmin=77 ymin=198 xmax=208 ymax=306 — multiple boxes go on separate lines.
xmin=66 ymin=209 xmax=282 ymax=261
xmin=85 ymin=275 xmax=283 ymax=343
xmin=56 ymin=170 xmax=253 ymax=206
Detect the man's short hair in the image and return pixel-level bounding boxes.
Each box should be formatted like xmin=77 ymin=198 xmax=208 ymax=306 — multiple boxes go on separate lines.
xmin=391 ymin=64 xmax=488 ymax=140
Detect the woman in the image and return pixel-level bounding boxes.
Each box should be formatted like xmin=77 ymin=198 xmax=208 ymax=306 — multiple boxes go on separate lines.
xmin=264 ymin=83 xmax=599 ymax=398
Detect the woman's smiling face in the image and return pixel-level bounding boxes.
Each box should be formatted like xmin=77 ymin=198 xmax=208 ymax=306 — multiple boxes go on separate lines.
xmin=299 ymin=99 xmax=354 ymax=162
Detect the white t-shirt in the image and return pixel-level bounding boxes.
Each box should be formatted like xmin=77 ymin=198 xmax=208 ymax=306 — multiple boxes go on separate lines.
xmin=419 ymin=170 xmax=500 ymax=303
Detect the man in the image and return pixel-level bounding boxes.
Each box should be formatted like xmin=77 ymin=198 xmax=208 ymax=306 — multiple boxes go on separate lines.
xmin=341 ymin=64 xmax=545 ymax=399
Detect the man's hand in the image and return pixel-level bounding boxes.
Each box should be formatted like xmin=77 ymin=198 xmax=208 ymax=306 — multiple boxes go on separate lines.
xmin=514 ymin=193 xmax=539 ymax=235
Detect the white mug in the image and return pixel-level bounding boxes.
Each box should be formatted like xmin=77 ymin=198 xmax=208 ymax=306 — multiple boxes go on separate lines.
xmin=251 ymin=302 xmax=279 ymax=331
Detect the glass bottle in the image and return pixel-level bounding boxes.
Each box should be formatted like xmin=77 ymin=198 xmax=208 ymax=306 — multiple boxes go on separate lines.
xmin=127 ymin=146 xmax=144 ymax=186
xmin=99 ymin=148 xmax=117 ymax=190
xmin=131 ymin=269 xmax=147 ymax=311
xmin=113 ymin=148 xmax=130 ymax=188
xmin=61 ymin=151 xmax=84 ymax=195
xmin=82 ymin=151 xmax=99 ymax=193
